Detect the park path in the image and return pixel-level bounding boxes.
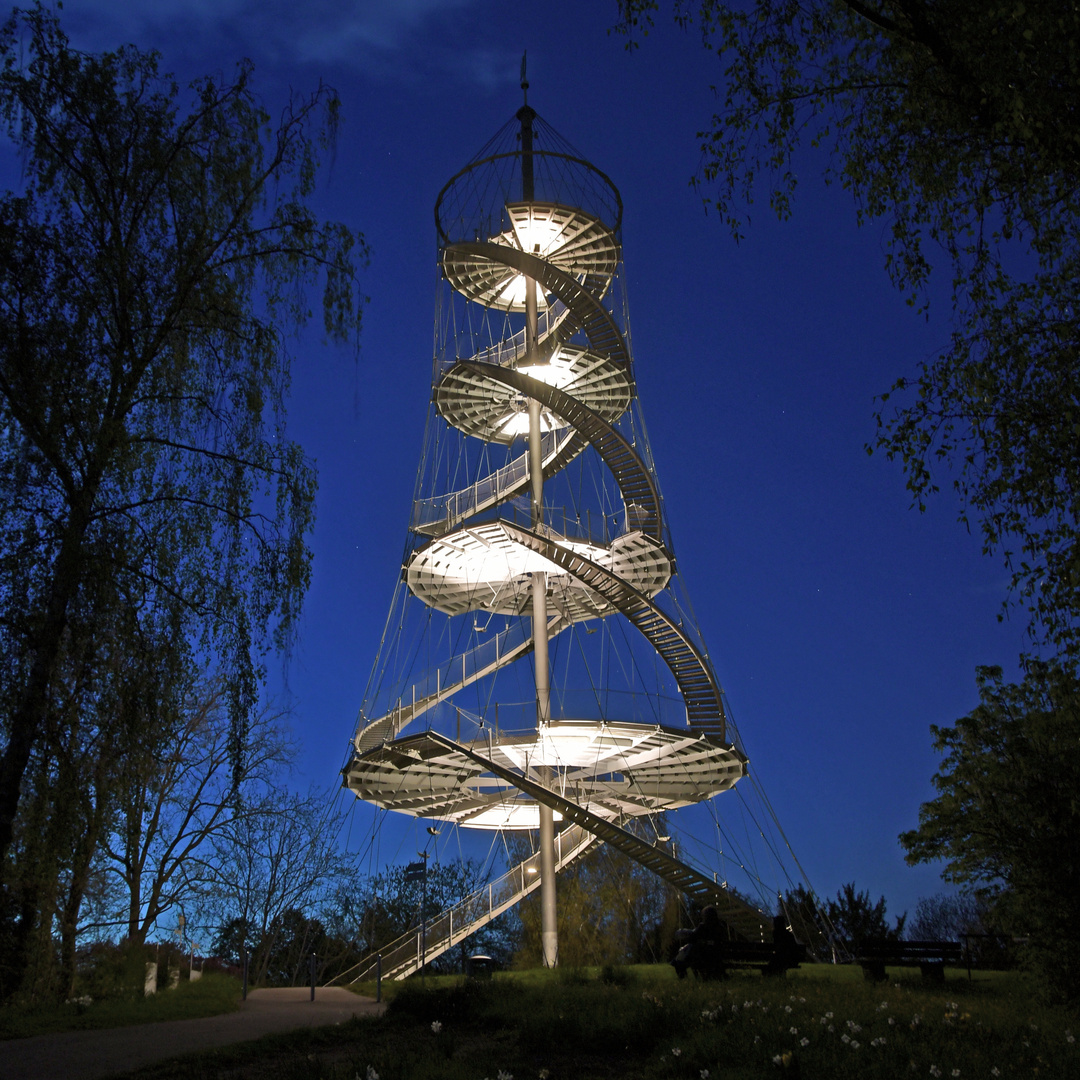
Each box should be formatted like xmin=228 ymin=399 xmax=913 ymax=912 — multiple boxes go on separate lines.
xmin=0 ymin=987 xmax=385 ymax=1080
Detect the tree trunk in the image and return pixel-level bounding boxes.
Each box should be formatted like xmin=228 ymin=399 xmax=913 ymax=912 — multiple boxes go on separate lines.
xmin=0 ymin=491 xmax=95 ymax=871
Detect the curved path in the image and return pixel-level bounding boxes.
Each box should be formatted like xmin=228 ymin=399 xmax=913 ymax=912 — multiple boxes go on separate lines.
xmin=0 ymin=988 xmax=384 ymax=1080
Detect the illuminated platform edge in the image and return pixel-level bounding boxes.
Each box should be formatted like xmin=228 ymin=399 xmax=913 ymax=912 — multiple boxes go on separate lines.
xmin=405 ymin=523 xmax=672 ymax=619
xmin=343 ymin=719 xmax=748 ymax=830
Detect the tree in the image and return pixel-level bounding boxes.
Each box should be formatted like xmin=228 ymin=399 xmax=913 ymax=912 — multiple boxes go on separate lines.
xmin=0 ymin=4 xmax=364 ymax=992
xmin=2 ymin=598 xmax=158 ymax=999
xmin=825 ymin=882 xmax=905 ymax=948
xmin=900 ymin=661 xmax=1080 ymax=998
xmin=908 ymin=892 xmax=985 ymax=942
xmin=616 ymin=1 xmax=1080 ymax=659
xmin=513 ymin=829 xmax=680 ymax=968
xmin=201 ymin=787 xmax=358 ymax=987
xmin=101 ymin=681 xmax=293 ymax=947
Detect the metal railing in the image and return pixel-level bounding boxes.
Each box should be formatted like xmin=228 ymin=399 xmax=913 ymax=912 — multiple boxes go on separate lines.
xmin=324 ymin=823 xmax=597 ymax=986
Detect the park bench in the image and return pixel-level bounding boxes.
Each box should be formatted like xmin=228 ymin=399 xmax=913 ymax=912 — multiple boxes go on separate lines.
xmin=856 ymin=939 xmax=967 ymax=983
xmin=674 ymin=929 xmax=807 ymax=980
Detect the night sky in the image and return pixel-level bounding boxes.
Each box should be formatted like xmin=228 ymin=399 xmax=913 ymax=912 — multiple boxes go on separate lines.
xmin=46 ymin=0 xmax=1029 ymax=921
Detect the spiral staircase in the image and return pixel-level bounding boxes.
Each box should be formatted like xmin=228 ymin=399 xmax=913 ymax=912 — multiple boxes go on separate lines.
xmin=343 ymin=97 xmax=771 ymax=973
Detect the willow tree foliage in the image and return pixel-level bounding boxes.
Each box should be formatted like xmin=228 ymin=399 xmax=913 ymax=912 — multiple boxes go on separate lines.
xmin=617 ymin=0 xmax=1080 ymax=658
xmin=900 ymin=662 xmax=1080 ymax=997
xmin=0 ymin=5 xmax=364 ymax=992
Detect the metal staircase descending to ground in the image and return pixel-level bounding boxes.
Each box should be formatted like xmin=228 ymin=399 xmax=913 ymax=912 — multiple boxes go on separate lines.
xmin=325 ymin=823 xmax=599 ymax=985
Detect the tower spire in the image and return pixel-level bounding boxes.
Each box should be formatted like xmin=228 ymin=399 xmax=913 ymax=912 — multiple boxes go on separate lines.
xmin=517 ymin=54 xmax=536 ymax=202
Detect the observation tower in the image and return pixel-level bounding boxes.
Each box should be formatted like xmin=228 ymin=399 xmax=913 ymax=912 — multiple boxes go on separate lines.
xmin=344 ymin=83 xmax=767 ymax=970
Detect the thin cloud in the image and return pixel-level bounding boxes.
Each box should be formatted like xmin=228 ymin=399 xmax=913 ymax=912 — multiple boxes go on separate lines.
xmin=59 ymin=0 xmax=490 ymax=75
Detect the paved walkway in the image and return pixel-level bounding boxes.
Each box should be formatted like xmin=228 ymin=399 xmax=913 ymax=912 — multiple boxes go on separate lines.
xmin=0 ymin=987 xmax=386 ymax=1080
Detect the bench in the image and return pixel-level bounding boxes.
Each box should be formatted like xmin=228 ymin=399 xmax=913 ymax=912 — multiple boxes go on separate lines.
xmin=673 ymin=930 xmax=807 ymax=981
xmin=856 ymin=939 xmax=967 ymax=983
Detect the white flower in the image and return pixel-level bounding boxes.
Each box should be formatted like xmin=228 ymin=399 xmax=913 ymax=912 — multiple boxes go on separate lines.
xmin=497 ymin=1072 xmax=514 ymax=1080
xmin=539 ymin=1072 xmax=550 ymax=1080
xmin=991 ymin=1070 xmax=1000 ymax=1078
xmin=700 ymin=1071 xmax=710 ymax=1079
xmin=842 ymin=1034 xmax=851 ymax=1044
xmin=851 ymin=1041 xmax=860 ymax=1050
xmin=799 ymin=997 xmax=806 ymax=1003
xmin=364 ymin=1068 xmax=380 ymax=1080
xmin=952 ymin=1071 xmax=960 ymax=1077
xmin=671 ymin=1048 xmax=681 ymax=1057
xmin=772 ymin=1055 xmax=783 ymax=1066
xmin=930 ymin=1068 xmax=942 ymax=1079
xmin=431 ymin=1020 xmax=443 ymax=1034
xmin=825 ymin=1012 xmax=834 ymax=1019
xmin=1067 ymin=1031 xmax=1076 ymax=1045
xmin=754 ymin=1035 xmax=761 ymax=1044
xmin=819 ymin=1017 xmax=827 ymax=1025
xmin=828 ymin=1025 xmax=835 ymax=1033
xmin=789 ymin=1027 xmax=798 ymax=1035
xmin=889 ymin=1017 xmax=896 ymax=1025
xmin=800 ymin=1037 xmax=809 ymax=1047
xmin=784 ymin=1005 xmax=793 ymax=1014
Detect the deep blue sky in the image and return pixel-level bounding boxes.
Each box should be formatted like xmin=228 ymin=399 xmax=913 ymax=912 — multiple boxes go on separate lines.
xmin=55 ymin=0 xmax=1028 ymax=919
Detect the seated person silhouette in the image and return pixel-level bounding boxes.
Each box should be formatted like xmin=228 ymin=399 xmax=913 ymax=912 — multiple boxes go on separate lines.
xmin=672 ymin=905 xmax=723 ymax=980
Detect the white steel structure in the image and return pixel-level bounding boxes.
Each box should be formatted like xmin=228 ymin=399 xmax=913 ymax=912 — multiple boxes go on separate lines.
xmin=345 ymin=96 xmax=760 ymax=967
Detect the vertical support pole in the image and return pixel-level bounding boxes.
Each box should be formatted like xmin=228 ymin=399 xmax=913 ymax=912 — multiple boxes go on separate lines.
xmin=421 ymin=862 xmax=428 ymax=985
xmin=310 ymin=952 xmax=316 ymax=1001
xmin=538 ymin=792 xmax=557 ymax=968
xmin=516 ymin=95 xmax=557 ymax=969
xmin=376 ymin=954 xmax=382 ymax=1003
xmin=241 ymin=946 xmax=248 ymax=1001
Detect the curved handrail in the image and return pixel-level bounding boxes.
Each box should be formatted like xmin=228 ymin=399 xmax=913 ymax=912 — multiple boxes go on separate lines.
xmin=443 ymin=242 xmax=632 ymax=378
xmin=443 ymin=362 xmax=662 ymax=542
xmin=411 ymin=427 xmax=587 ymax=537
xmin=497 ymin=522 xmax=726 ymax=740
xmin=355 ymin=613 xmax=568 ymax=751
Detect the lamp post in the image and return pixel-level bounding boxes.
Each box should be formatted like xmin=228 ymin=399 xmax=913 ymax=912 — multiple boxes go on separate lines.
xmin=405 ymin=854 xmax=430 ymax=983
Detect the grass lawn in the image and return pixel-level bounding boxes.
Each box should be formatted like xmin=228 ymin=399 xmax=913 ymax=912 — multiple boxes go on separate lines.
xmin=108 ymin=964 xmax=1077 ymax=1080
xmin=0 ymin=973 xmax=241 ymax=1040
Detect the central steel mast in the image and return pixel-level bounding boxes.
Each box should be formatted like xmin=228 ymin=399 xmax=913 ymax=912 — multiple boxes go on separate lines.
xmin=518 ymin=77 xmax=559 ymax=968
